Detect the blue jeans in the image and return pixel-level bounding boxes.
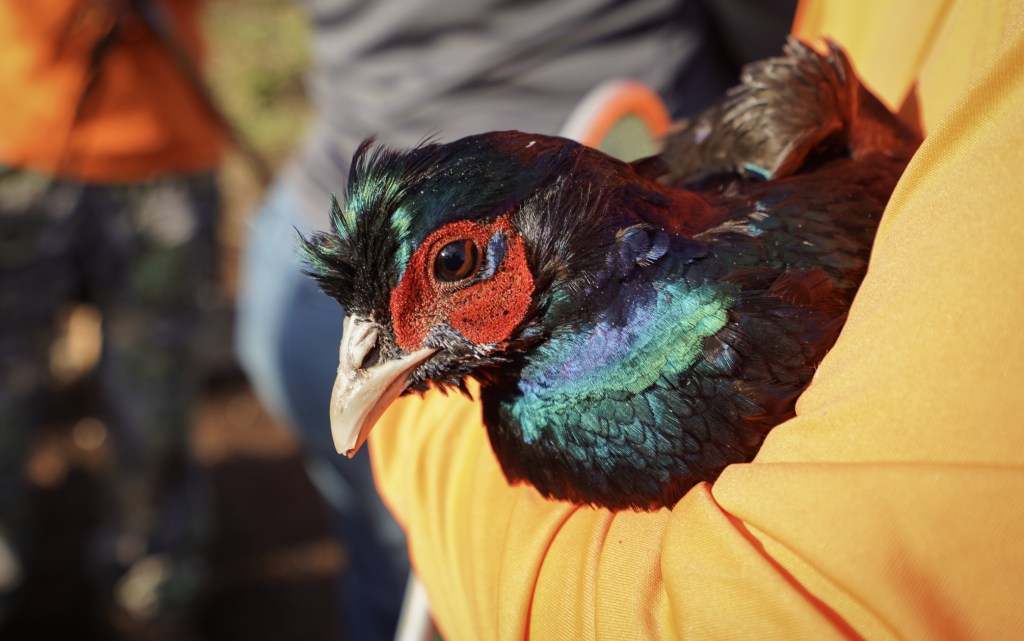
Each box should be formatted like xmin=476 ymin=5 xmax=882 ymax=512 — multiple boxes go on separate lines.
xmin=236 ymin=182 xmax=409 ymax=641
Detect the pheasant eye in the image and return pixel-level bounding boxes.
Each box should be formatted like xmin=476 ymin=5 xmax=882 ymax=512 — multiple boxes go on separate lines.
xmin=434 ymin=239 xmax=480 ymax=283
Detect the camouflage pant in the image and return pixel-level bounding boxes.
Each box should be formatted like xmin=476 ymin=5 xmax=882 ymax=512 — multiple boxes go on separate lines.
xmin=0 ymin=167 xmax=218 ymax=599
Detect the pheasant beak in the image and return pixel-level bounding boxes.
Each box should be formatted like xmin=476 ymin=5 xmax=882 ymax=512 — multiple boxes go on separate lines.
xmin=330 ymin=314 xmax=435 ymax=457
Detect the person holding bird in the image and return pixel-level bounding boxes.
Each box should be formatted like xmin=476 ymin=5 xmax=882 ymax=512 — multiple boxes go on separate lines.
xmin=300 ymin=0 xmax=1024 ymax=638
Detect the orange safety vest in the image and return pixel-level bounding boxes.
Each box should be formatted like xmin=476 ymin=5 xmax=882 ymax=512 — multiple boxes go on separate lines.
xmin=369 ymin=0 xmax=1024 ymax=638
xmin=0 ymin=0 xmax=225 ymax=182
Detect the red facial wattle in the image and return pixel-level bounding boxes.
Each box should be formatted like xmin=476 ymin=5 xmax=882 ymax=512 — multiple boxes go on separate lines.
xmin=390 ymin=215 xmax=534 ymax=351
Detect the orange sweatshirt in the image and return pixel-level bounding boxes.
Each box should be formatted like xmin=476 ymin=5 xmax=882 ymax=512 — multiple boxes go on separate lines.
xmin=0 ymin=0 xmax=225 ymax=182
xmin=369 ymin=0 xmax=1024 ymax=638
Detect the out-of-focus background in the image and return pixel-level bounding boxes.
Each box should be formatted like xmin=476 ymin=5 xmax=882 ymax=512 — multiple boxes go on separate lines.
xmin=1 ymin=2 xmax=344 ymax=639
xmin=205 ymin=0 xmax=309 ymax=295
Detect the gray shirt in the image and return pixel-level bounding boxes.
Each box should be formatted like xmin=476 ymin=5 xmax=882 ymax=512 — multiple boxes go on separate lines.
xmin=286 ymin=0 xmax=701 ymax=229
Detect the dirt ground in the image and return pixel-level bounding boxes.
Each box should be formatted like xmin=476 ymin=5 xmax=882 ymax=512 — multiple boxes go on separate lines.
xmin=0 ymin=368 xmax=345 ymax=641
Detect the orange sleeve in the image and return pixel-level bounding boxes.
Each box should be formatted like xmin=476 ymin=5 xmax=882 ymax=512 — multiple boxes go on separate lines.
xmin=0 ymin=0 xmax=226 ymax=182
xmin=369 ymin=0 xmax=1024 ymax=638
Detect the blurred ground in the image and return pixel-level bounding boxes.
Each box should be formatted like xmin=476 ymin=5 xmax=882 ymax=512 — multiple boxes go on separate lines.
xmin=0 ymin=2 xmax=349 ymax=639
xmin=2 ymin=374 xmax=341 ymax=641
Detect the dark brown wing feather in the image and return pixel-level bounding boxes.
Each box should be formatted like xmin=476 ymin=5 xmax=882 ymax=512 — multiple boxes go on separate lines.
xmin=661 ymin=37 xmax=919 ymax=186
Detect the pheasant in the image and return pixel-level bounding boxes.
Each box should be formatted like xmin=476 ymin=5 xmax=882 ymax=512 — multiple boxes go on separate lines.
xmin=301 ymin=40 xmax=919 ymax=510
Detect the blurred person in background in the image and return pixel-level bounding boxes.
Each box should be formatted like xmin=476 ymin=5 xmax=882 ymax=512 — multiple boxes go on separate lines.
xmin=235 ymin=1 xmax=796 ymax=640
xmin=0 ymin=0 xmax=224 ymax=632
